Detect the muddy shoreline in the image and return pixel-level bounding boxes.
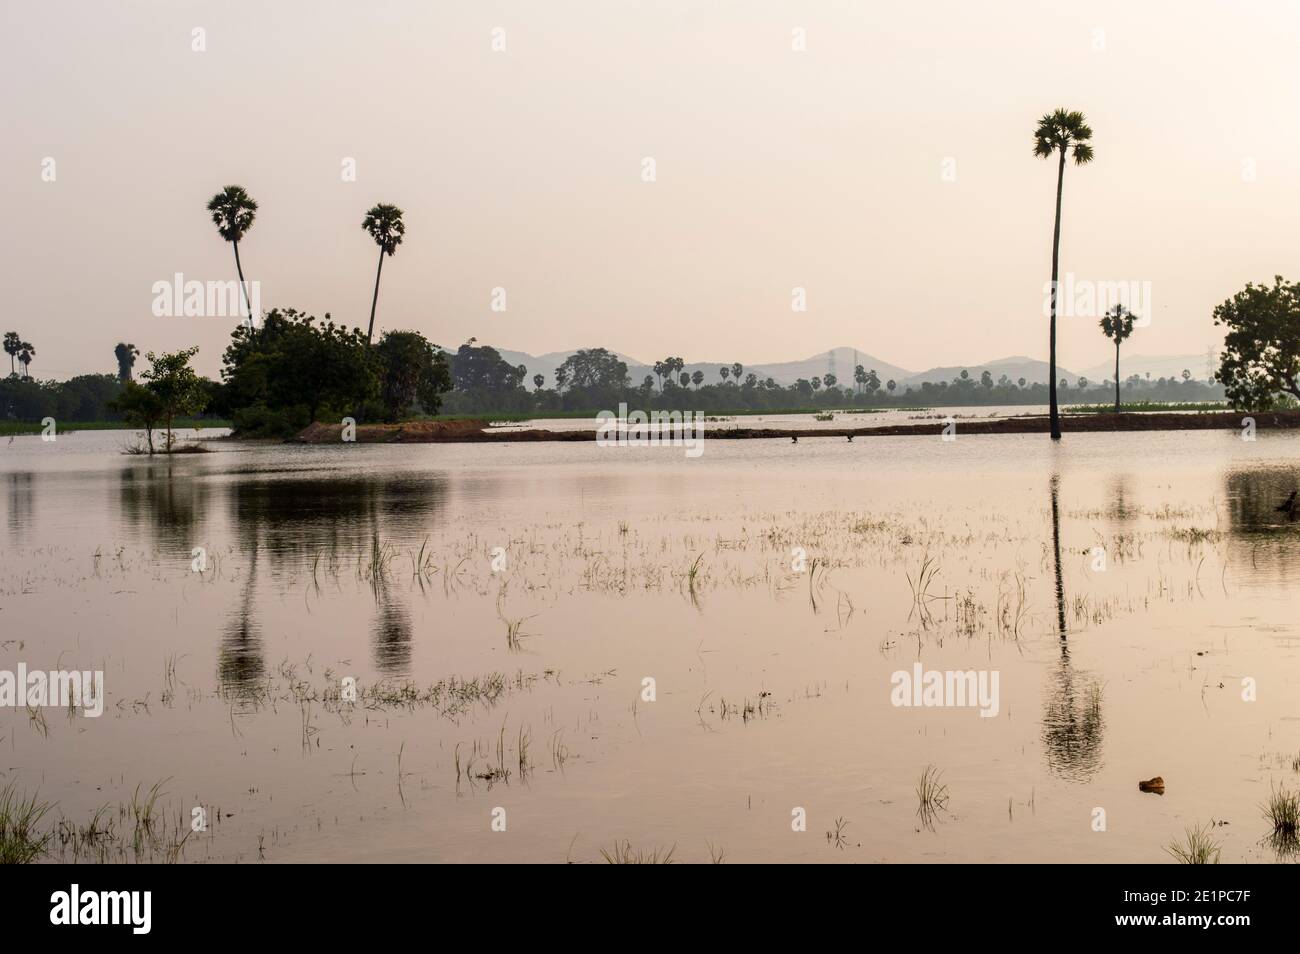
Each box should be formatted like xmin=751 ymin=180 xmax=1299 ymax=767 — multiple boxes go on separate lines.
xmin=290 ymin=410 xmax=1296 ymax=444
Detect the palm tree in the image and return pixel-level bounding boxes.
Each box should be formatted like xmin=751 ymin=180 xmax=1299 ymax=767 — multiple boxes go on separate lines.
xmin=887 ymin=379 xmax=896 ymax=394
xmin=206 ymin=186 xmax=259 ymax=332
xmin=17 ymin=341 xmax=34 ymax=379
xmin=362 ymin=203 xmax=406 ymax=344
xmin=533 ymin=373 xmax=544 ymax=392
xmin=732 ymin=362 xmax=743 ymax=382
xmin=719 ymin=366 xmax=730 ymax=383
xmin=115 ymin=342 xmax=139 ymax=383
xmin=3 ymin=332 xmax=20 ymax=376
xmin=1034 ymin=109 xmax=1094 ymax=440
xmin=1099 ymin=304 xmax=1136 ymax=412
xmin=691 ymin=370 xmax=703 ymax=389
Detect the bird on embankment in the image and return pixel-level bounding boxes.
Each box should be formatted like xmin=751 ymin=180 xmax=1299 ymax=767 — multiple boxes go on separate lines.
xmin=1275 ymin=490 xmax=1296 ymax=514
xmin=791 ymin=435 xmax=798 ymax=443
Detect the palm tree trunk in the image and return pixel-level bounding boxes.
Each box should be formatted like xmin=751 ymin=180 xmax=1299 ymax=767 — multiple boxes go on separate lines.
xmin=1049 ymin=149 xmax=1066 ymax=440
xmin=233 ymin=240 xmax=254 ymax=334
xmin=367 ymin=248 xmax=385 ymax=345
xmin=1114 ymin=341 xmax=1121 ymax=413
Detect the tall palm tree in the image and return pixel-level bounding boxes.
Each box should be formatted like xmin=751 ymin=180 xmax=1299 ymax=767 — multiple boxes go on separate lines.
xmin=17 ymin=341 xmax=34 ymax=379
xmin=3 ymin=332 xmax=20 ymax=376
xmin=362 ymin=204 xmax=406 ymax=344
xmin=1034 ymin=109 xmax=1094 ymax=440
xmin=114 ymin=342 xmax=139 ymax=383
xmin=1099 ymin=304 xmax=1136 ymax=413
xmin=719 ymin=366 xmax=730 ymax=383
xmin=206 ymin=186 xmax=259 ymax=332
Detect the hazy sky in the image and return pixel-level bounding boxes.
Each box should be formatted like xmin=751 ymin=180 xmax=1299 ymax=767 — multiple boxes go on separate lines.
xmin=5 ymin=0 xmax=1299 ymax=379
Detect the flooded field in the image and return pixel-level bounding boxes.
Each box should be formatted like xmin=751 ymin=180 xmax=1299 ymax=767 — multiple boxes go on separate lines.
xmin=2 ymin=426 xmax=1299 ymax=863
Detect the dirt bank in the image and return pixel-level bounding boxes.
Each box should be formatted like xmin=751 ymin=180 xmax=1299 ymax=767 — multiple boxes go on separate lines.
xmin=291 ymin=410 xmax=1299 ymax=444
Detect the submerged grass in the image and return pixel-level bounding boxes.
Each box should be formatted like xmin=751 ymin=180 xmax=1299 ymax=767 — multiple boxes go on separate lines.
xmin=916 ymin=765 xmax=950 ymax=830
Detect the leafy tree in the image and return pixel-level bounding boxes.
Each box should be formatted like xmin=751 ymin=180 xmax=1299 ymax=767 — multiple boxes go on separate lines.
xmin=554 ymin=348 xmax=628 ymax=391
xmin=114 ymin=342 xmax=139 ymax=382
xmin=362 ymin=203 xmax=405 ymax=344
xmin=824 ymin=373 xmax=838 ymax=388
xmin=206 ymin=186 xmax=259 ymax=332
xmin=451 ymin=343 xmax=527 ymax=393
xmin=109 ymin=381 xmax=165 ymax=454
xmin=374 ymin=330 xmax=452 ymax=421
xmin=1034 ymin=108 xmax=1094 ymax=440
xmin=1214 ymin=276 xmax=1300 ymax=409
xmin=981 ymin=370 xmax=994 ymax=389
xmin=887 ymin=379 xmax=896 ymax=393
xmin=222 ymin=308 xmax=377 ymax=429
xmin=57 ymin=374 xmax=120 ymax=420
xmin=140 ymin=347 xmax=207 ymax=452
xmin=679 ymin=371 xmax=690 ymax=388
xmin=108 ymin=382 xmax=159 ymax=449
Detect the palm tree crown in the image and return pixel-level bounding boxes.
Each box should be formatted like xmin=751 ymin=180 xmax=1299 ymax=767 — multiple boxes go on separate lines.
xmin=1033 ymin=110 xmax=1094 ymax=165
xmin=363 ymin=204 xmax=406 ymax=255
xmin=1099 ymin=304 xmax=1135 ymax=344
xmin=206 ymin=186 xmax=258 ymax=242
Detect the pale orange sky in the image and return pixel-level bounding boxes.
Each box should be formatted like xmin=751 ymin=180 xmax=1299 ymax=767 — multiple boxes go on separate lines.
xmin=4 ymin=0 xmax=1299 ymax=379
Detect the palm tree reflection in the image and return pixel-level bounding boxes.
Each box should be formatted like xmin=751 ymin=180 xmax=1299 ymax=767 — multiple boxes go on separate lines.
xmin=1041 ymin=472 xmax=1105 ymax=782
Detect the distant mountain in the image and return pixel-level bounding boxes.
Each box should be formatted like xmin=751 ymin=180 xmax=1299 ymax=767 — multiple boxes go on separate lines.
xmin=486 ymin=344 xmax=1211 ymax=390
xmin=900 ymin=356 xmax=1075 ymax=390
xmin=1077 ymin=353 xmax=1214 ymax=383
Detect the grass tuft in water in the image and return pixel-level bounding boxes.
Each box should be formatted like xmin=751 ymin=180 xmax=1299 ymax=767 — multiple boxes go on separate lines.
xmin=0 ymin=781 xmax=52 ymax=864
xmin=1164 ymin=823 xmax=1221 ymax=864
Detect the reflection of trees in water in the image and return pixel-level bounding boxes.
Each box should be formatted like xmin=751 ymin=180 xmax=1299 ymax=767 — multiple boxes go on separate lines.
xmin=217 ymin=473 xmax=444 ymax=687
xmin=372 ymin=582 xmax=413 ymax=675
xmin=219 ymin=545 xmax=265 ymax=693
xmin=5 ymin=472 xmax=35 ymax=541
xmin=1042 ymin=472 xmax=1106 ymax=782
xmin=1107 ymin=473 xmax=1137 ymax=522
xmin=1222 ymin=468 xmax=1300 ymax=585
xmin=117 ymin=463 xmax=211 ymax=555
xmin=224 ymin=474 xmax=446 ymax=578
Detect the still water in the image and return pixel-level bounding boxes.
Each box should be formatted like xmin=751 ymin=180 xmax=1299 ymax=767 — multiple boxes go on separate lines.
xmin=1 ymin=425 xmax=1298 ymax=862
